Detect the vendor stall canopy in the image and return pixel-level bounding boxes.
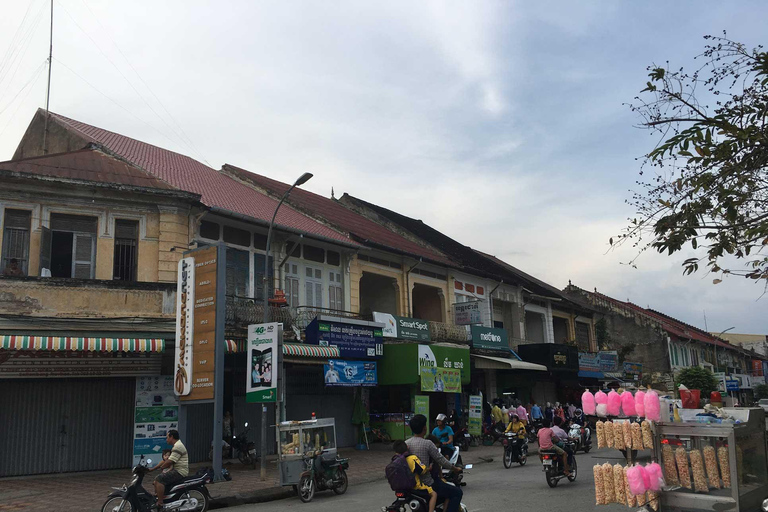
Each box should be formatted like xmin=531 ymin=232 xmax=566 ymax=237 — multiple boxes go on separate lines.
xmin=0 ymin=335 xmax=164 ymax=352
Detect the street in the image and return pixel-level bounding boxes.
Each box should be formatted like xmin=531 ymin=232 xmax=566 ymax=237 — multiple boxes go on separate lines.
xmin=223 ymin=447 xmax=636 ymax=512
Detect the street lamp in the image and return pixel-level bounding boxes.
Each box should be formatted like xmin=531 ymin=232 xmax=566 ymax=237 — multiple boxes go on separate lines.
xmin=262 ymin=172 xmax=313 ymax=322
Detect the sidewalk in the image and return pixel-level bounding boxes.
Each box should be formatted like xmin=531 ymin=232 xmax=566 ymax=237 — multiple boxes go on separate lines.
xmin=0 ymin=441 xmax=531 ymax=511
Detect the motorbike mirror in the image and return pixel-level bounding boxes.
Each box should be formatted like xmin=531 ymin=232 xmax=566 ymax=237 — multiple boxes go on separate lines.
xmin=464 ymin=464 xmax=473 ymax=469
xmin=244 ymin=422 xmax=248 ymax=427
xmin=146 ymin=458 xmax=152 ymax=465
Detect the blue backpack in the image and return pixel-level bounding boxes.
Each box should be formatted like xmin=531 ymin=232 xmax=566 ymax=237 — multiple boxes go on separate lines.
xmin=385 ymin=453 xmax=417 ymax=492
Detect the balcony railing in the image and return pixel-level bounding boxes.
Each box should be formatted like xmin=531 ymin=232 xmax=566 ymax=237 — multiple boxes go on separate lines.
xmin=293 ymin=306 xmax=364 ymax=330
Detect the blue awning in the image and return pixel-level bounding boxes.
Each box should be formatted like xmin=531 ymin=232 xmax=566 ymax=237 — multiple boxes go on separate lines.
xmin=578 ymin=370 xmax=604 ymax=379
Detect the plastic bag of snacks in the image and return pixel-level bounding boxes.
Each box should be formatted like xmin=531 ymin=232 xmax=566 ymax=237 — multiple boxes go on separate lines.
xmin=595 ymin=421 xmax=605 ymax=449
xmin=622 ymin=421 xmax=632 ymax=449
xmin=604 ymin=421 xmax=615 ymax=448
xmin=718 ymin=445 xmax=731 ymax=488
xmin=662 ymin=444 xmax=680 ymax=486
xmin=645 ymin=462 xmax=664 ymax=491
xmin=676 ymin=447 xmax=692 ymax=489
xmin=614 ymin=422 xmax=625 ymax=450
xmin=621 ymin=391 xmax=636 ymax=417
xmin=641 ymin=420 xmax=653 ymax=448
xmin=647 ymin=490 xmax=660 ymax=511
xmin=631 ymin=422 xmax=643 ymax=450
xmin=702 ymin=445 xmax=720 ymax=489
xmin=644 ymin=390 xmax=661 ymax=422
xmin=582 ymin=390 xmax=596 ymax=416
xmin=634 ymin=389 xmax=646 ymax=417
xmin=602 ymin=463 xmax=616 ymax=503
xmin=613 ymin=464 xmax=626 ymax=504
xmin=636 ymin=489 xmax=647 ymax=507
xmin=624 ymin=466 xmax=637 ymax=507
xmin=594 ymin=465 xmax=605 ymax=505
xmin=626 ymin=464 xmax=646 ymax=496
xmin=596 ymin=391 xmax=608 ymax=418
xmin=607 ymin=390 xmax=621 ymax=416
xmin=689 ymin=449 xmax=708 ymax=493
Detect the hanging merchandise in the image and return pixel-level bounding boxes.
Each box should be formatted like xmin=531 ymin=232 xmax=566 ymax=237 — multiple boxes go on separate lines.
xmin=621 ymin=391 xmax=636 ymax=417
xmin=675 ymin=447 xmax=692 ymax=489
xmin=627 ymin=464 xmax=646 ymax=496
xmin=613 ymin=463 xmax=626 ymax=505
xmin=718 ymin=446 xmax=731 ymax=488
xmin=605 ymin=421 xmax=615 ymax=448
xmin=636 ymin=487 xmax=647 ymax=507
xmin=614 ymin=422 xmax=625 ymax=450
xmin=624 ymin=466 xmax=636 ymax=507
xmin=622 ymin=421 xmax=632 ymax=450
xmin=601 ymin=462 xmax=616 ymax=504
xmin=594 ymin=465 xmax=606 ymax=505
xmin=634 ymin=389 xmax=646 ymax=418
xmin=631 ymin=422 xmax=643 ymax=450
xmin=647 ymin=489 xmax=660 ymax=511
xmin=607 ymin=390 xmax=621 ymax=416
xmin=646 ymin=462 xmax=664 ymax=491
xmin=662 ymin=444 xmax=681 ymax=486
xmin=702 ymin=445 xmax=721 ymax=489
xmin=641 ymin=420 xmax=653 ymax=448
xmin=644 ymin=390 xmax=661 ymax=421
xmin=595 ymin=420 xmax=606 ymax=449
xmin=595 ymin=390 xmax=608 ymax=418
xmin=690 ymin=449 xmax=709 ymax=493
xmin=582 ymin=390 xmax=596 ymax=416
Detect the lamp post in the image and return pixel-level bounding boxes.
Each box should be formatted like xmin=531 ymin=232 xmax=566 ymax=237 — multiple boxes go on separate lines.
xmin=259 ymin=172 xmax=312 ymax=480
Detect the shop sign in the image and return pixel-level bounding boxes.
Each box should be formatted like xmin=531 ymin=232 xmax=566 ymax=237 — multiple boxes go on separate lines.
xmin=420 ymin=366 xmax=461 ymax=393
xmin=323 ymin=359 xmax=377 ymax=387
xmin=725 ymin=378 xmax=739 ymax=392
xmin=578 ymin=352 xmax=601 ymax=372
xmin=373 ymin=312 xmax=430 ymax=342
xmin=453 ymin=301 xmax=482 ymax=325
xmin=764 ymin=361 xmax=768 ymax=384
xmin=246 ymin=323 xmax=280 ymax=403
xmin=133 ymin=376 xmax=179 ymax=465
xmin=306 ymin=317 xmax=383 ymax=359
xmin=415 ymin=395 xmax=429 ymax=418
xmin=598 ymin=351 xmax=619 ymax=372
xmin=623 ymin=362 xmax=643 ymax=378
xmin=751 ymin=359 xmax=764 ymax=376
xmin=468 ymin=395 xmax=482 ymax=436
xmin=470 ymin=325 xmax=508 ymax=351
xmin=417 ymin=344 xmax=467 ymax=375
xmin=517 ymin=343 xmax=579 ymax=372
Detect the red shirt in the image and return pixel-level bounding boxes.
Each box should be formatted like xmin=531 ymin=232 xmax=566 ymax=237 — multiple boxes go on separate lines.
xmin=538 ymin=427 xmax=555 ymax=450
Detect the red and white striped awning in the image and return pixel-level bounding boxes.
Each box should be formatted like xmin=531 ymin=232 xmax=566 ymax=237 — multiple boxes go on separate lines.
xmin=225 ymin=340 xmax=339 ymax=358
xmin=0 ymin=335 xmax=165 ymax=353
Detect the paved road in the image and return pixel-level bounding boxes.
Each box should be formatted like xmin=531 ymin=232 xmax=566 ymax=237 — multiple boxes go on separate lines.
xmin=224 ymin=447 xmax=642 ymax=511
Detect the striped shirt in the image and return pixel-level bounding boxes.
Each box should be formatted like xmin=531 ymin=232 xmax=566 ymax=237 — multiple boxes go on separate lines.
xmin=405 ymin=436 xmax=453 ymax=487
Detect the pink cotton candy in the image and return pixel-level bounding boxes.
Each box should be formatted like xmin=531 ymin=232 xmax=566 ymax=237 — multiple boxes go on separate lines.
xmin=644 ymin=390 xmax=661 ymax=422
xmin=627 ymin=465 xmax=647 ymax=496
xmin=634 ymin=390 xmax=646 ymax=418
xmin=640 ymin=464 xmax=651 ymax=489
xmin=621 ymin=391 xmax=637 ymax=417
xmin=646 ymin=462 xmax=664 ymax=491
xmin=607 ymin=390 xmax=621 ymax=416
xmin=596 ymin=403 xmax=608 ymax=418
xmin=595 ymin=390 xmax=608 ymax=404
xmin=582 ymin=390 xmax=595 ymax=415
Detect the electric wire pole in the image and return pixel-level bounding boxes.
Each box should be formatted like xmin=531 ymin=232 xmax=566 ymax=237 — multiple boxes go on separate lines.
xmin=42 ymin=0 xmax=53 ymax=154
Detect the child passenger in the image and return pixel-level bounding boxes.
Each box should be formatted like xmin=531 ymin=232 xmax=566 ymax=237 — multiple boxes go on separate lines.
xmin=393 ymin=440 xmax=437 ymax=512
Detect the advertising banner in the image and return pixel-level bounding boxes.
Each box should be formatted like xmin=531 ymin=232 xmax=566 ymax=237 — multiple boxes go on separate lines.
xmin=306 ymin=318 xmax=383 ymax=359
xmin=133 ymin=376 xmax=178 ymax=465
xmin=246 ymin=322 xmax=279 ymax=403
xmin=598 ymin=351 xmax=619 ymax=372
xmin=373 ymin=312 xmax=430 ymax=342
xmin=420 ymin=366 xmax=461 ymax=393
xmin=415 ymin=395 xmax=429 ymax=419
xmin=468 ymin=395 xmax=482 ymax=436
xmin=470 ymin=325 xmax=508 ymax=351
xmin=453 ymin=301 xmax=482 ymax=325
xmin=417 ymin=344 xmax=468 ymax=378
xmin=323 ymin=359 xmax=377 ymax=387
xmin=578 ymin=352 xmax=600 ymax=371
xmin=623 ymin=362 xmax=643 ymax=378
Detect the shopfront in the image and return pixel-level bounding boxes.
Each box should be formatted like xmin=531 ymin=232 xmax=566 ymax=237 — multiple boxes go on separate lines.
xmin=516 ymin=343 xmax=580 ymax=404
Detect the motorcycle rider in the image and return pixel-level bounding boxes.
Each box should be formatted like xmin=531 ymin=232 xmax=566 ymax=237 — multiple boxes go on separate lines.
xmin=538 ymin=419 xmax=570 ymax=477
xmin=432 ymin=414 xmax=455 ymax=458
xmin=504 ymin=413 xmax=527 ymax=438
xmin=552 ymin=417 xmax=575 ymax=465
xmin=150 ymin=429 xmax=188 ymax=509
xmin=571 ymin=408 xmax=586 ymax=426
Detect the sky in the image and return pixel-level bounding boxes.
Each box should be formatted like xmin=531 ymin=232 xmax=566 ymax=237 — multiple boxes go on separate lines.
xmin=0 ymin=1 xmax=766 ymax=334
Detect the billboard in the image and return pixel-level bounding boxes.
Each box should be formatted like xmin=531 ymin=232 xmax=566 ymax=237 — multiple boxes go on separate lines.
xmin=246 ymin=322 xmax=280 ymax=403
xmin=323 ymin=359 xmax=377 ymax=387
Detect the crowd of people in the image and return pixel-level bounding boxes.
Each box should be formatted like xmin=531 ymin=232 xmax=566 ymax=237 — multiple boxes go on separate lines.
xmin=485 ymin=398 xmax=580 ymax=429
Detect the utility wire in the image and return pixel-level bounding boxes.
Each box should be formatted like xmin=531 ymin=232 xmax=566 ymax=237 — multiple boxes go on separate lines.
xmin=0 ymin=62 xmax=45 ymax=138
xmin=0 ymin=1 xmax=47 ymax=100
xmin=0 ymin=0 xmax=44 ymax=83
xmin=0 ymin=60 xmax=46 ymax=116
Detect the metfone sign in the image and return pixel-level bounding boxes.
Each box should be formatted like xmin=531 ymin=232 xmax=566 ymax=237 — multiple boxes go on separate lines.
xmin=453 ymin=301 xmax=482 ymax=325
xmin=246 ymin=323 xmax=279 ymax=403
xmin=373 ymin=312 xmax=430 ymax=342
xmin=470 ymin=325 xmax=508 ymax=351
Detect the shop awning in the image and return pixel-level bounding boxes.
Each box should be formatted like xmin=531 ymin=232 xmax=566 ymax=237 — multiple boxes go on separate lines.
xmin=471 ymin=354 xmax=548 ymax=372
xmin=0 ymin=335 xmax=165 ymax=352
xmin=602 ymin=372 xmax=625 ymax=381
xmin=225 ymin=340 xmax=340 ymax=358
xmin=578 ymin=370 xmax=604 ymax=379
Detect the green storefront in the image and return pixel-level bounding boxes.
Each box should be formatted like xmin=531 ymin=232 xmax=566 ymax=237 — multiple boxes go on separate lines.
xmin=371 ymin=343 xmax=471 ymax=440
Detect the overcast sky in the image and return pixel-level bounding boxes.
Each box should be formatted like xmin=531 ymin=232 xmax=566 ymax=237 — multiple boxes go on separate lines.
xmin=1 ymin=1 xmax=766 ymax=334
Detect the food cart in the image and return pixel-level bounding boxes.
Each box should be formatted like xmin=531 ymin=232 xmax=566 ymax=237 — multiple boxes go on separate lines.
xmin=653 ymin=407 xmax=768 ymax=512
xmin=276 ymin=418 xmax=337 ymax=486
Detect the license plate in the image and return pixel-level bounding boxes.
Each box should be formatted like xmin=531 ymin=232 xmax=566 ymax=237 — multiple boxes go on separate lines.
xmin=249 ymin=449 xmax=257 ymax=455
xmin=464 ymin=434 xmax=470 ymax=437
xmin=542 ymin=460 xmax=552 ymax=466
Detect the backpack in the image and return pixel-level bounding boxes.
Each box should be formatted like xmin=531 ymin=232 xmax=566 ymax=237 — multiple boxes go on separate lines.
xmin=385 ymin=453 xmax=417 ymax=492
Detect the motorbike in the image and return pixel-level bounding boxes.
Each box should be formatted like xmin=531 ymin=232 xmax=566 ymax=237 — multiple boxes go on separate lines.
xmin=101 ymin=455 xmax=227 ymax=512
xmin=454 ymin=425 xmax=471 ymax=452
xmin=440 ymin=446 xmax=465 ymax=487
xmin=296 ymin=449 xmax=349 ymax=503
xmin=569 ymin=422 xmax=592 ymax=453
xmin=527 ymin=419 xmax=542 ymax=444
xmin=383 ymin=464 xmax=473 ymax=512
xmin=230 ymin=423 xmax=258 ymax=467
xmin=481 ymin=422 xmax=506 ymax=445
xmin=502 ymin=430 xmax=528 ymax=468
xmin=539 ymin=440 xmax=577 ymax=488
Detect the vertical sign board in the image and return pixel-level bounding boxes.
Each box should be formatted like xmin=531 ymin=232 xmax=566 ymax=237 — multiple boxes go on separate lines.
xmin=246 ymin=322 xmax=280 ymax=403
xmin=454 ymin=301 xmax=482 ymax=325
xmin=415 ymin=395 xmax=429 ymax=420
xmin=133 ymin=376 xmax=179 ymax=465
xmin=468 ymin=395 xmax=482 ymax=436
xmin=175 ymin=246 xmax=220 ymax=401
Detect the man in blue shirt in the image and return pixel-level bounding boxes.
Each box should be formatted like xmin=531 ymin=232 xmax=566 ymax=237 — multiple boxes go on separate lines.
xmin=431 ymin=413 xmax=455 ymax=458
xmin=530 ymin=402 xmax=543 ymax=420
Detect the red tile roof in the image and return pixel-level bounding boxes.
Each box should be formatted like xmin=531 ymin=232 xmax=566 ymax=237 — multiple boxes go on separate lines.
xmin=0 ymin=145 xmax=186 ymax=193
xmin=44 ymin=111 xmax=356 ymax=246
xmin=222 ymin=164 xmax=454 ymax=265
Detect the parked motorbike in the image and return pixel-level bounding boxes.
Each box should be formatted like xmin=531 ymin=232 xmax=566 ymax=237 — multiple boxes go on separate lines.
xmin=539 ymin=440 xmax=577 ymax=488
xmin=481 ymin=422 xmax=505 ymax=445
xmin=527 ymin=419 xmax=542 ymax=444
xmin=568 ymin=422 xmax=592 ymax=453
xmin=441 ymin=446 xmax=465 ymax=487
xmin=101 ymin=455 xmax=227 ymax=512
xmin=383 ymin=490 xmax=468 ymax=512
xmin=454 ymin=426 xmax=471 ymax=452
xmin=502 ymin=430 xmax=528 ymax=468
xmin=231 ymin=423 xmax=258 ymax=468
xmin=296 ymin=450 xmax=349 ymax=503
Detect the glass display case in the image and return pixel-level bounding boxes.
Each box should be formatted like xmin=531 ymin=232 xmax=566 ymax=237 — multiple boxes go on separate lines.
xmin=276 ymin=418 xmax=337 ymax=486
xmin=652 ymin=408 xmax=767 ymax=512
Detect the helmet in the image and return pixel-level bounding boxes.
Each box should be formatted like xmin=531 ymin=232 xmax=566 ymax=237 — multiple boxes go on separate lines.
xmin=435 ymin=413 xmax=447 ymax=422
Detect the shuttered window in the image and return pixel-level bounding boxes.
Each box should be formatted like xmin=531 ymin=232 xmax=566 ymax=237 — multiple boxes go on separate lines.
xmin=253 ymin=253 xmax=274 ymax=301
xmin=284 ymin=263 xmax=300 ymax=307
xmin=48 ymin=213 xmax=97 ymax=279
xmin=2 ymin=209 xmax=31 ymax=275
xmin=226 ymin=248 xmax=250 ymax=297
xmin=574 ymin=322 xmax=590 ymax=351
xmin=329 ymin=271 xmax=343 ymax=311
xmin=113 ymin=219 xmax=138 ymax=281
xmin=305 ymin=266 xmax=323 ymax=308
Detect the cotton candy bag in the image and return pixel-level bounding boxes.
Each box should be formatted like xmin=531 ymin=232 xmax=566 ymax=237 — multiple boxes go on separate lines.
xmin=621 ymin=391 xmax=637 ymax=417
xmin=646 ymin=462 xmax=664 ymax=491
xmin=607 ymin=390 xmax=621 ymax=416
xmin=582 ymin=390 xmax=596 ymax=415
xmin=634 ymin=390 xmax=646 ymax=418
xmin=627 ymin=465 xmax=647 ymax=496
xmin=644 ymin=390 xmax=661 ymax=422
xmin=595 ymin=390 xmax=608 ymax=418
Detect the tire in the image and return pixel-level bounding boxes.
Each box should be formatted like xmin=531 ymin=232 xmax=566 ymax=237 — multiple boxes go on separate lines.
xmin=101 ymin=498 xmax=134 ymax=512
xmin=567 ymin=457 xmax=578 ymax=482
xmin=545 ymin=470 xmax=558 ymax=488
xmin=238 ymin=452 xmax=252 ymax=466
xmin=298 ymin=475 xmax=315 ymax=503
xmin=583 ymin=445 xmax=591 ymax=453
xmin=183 ymin=489 xmax=209 ymax=512
xmin=381 ymin=432 xmax=392 ymax=443
xmin=519 ymin=453 xmax=527 ymax=466
xmin=503 ymin=449 xmax=512 ymax=468
xmin=332 ymin=469 xmax=348 ymax=495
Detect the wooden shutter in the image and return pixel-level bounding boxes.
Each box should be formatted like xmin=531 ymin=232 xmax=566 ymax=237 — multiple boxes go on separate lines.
xmin=253 ymin=253 xmax=274 ymax=300
xmin=39 ymin=226 xmax=52 ymax=275
xmin=226 ymin=248 xmax=250 ymax=297
xmin=73 ymin=233 xmax=95 ymax=278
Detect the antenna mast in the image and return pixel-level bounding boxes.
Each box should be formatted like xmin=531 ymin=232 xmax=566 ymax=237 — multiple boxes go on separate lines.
xmin=42 ymin=0 xmax=53 ymax=154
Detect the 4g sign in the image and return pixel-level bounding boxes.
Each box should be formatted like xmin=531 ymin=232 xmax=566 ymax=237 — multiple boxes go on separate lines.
xmin=247 ymin=323 xmax=280 ymax=403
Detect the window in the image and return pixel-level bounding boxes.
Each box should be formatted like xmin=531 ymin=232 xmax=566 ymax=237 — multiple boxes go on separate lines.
xmin=254 ymin=233 xmax=268 ymax=250
xmin=223 ymin=226 xmax=251 ymax=247
xmin=575 ymin=322 xmax=590 ymax=350
xmin=329 ymin=270 xmax=343 ymax=311
xmin=226 ymin=248 xmax=250 ymax=297
xmin=284 ymin=262 xmax=300 ymax=307
xmin=2 ymin=209 xmax=31 ymax=276
xmin=113 ymin=219 xmax=138 ymax=281
xmin=327 ymin=250 xmax=341 ymax=266
xmin=305 ymin=265 xmax=323 ymax=308
xmin=671 ymin=345 xmax=679 ymax=366
xmin=303 ymin=244 xmax=325 ymax=263
xmin=199 ymin=220 xmax=220 ymax=240
xmin=253 ymin=253 xmax=274 ymax=301
xmin=46 ymin=213 xmax=97 ymax=279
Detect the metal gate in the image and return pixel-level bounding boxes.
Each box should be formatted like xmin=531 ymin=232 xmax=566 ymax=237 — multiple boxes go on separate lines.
xmin=0 ymin=378 xmax=134 ymax=476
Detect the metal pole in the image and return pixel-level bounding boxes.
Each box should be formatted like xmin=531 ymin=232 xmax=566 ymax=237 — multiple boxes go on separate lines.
xmin=42 ymin=0 xmax=53 ymax=154
xmin=212 ymin=244 xmax=227 ymax=481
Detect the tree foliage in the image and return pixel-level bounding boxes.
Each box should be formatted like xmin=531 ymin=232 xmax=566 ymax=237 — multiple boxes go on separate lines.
xmin=675 ymin=366 xmax=720 ymax=397
xmin=617 ymin=34 xmax=768 ymax=283
xmin=755 ymin=383 xmax=768 ymax=400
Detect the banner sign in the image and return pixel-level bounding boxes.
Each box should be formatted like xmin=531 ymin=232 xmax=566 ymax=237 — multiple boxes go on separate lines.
xmin=599 ymin=351 xmax=619 ymax=372
xmin=417 ymin=344 xmax=468 ymax=377
xmin=415 ymin=395 xmax=429 ymax=419
xmin=373 ymin=312 xmax=430 ymax=342
xmin=246 ymin=322 xmax=279 ymax=403
xmin=468 ymin=395 xmax=482 ymax=436
xmin=751 ymin=359 xmax=764 ymax=376
xmin=133 ymin=376 xmax=178 ymax=465
xmin=174 ymin=257 xmax=194 ymax=396
xmin=623 ymin=362 xmax=643 ymax=376
xmin=578 ymin=352 xmax=600 ymax=372
xmin=306 ymin=317 xmax=383 ymax=359
xmin=420 ymin=366 xmax=461 ymax=393
xmin=453 ymin=301 xmax=482 ymax=325
xmin=323 ymin=359 xmax=377 ymax=387
xmin=470 ymin=325 xmax=508 ymax=351
xmin=725 ymin=379 xmax=740 ymax=392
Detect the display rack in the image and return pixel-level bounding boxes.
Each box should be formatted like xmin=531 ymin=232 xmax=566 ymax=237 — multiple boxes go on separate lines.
xmin=276 ymin=418 xmax=337 ymax=486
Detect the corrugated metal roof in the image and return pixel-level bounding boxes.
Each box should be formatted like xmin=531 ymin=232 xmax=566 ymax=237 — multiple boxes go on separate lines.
xmin=44 ymin=111 xmax=355 ymax=246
